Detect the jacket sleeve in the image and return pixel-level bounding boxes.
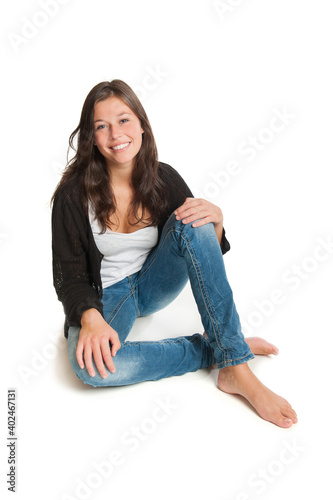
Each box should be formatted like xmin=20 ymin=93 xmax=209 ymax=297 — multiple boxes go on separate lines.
xmin=51 ymin=190 xmax=103 ymax=328
xmin=161 ymin=163 xmax=231 ymax=255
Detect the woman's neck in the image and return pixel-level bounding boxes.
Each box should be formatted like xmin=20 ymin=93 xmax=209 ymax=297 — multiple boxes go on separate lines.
xmin=108 ymin=166 xmax=134 ymax=207
xmin=107 ymin=161 xmax=133 ymax=189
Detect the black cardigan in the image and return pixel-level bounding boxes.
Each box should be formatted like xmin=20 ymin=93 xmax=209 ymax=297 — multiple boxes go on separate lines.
xmin=51 ymin=162 xmax=230 ymax=337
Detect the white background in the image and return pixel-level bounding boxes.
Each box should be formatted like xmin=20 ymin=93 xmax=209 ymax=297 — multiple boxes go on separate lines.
xmin=1 ymin=1 xmax=333 ymax=499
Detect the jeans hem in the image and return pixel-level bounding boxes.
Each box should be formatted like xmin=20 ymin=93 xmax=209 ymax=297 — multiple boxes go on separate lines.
xmin=216 ymin=351 xmax=255 ymax=370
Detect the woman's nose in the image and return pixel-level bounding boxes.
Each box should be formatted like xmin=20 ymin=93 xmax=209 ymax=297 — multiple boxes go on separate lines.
xmin=109 ymin=124 xmax=121 ymax=139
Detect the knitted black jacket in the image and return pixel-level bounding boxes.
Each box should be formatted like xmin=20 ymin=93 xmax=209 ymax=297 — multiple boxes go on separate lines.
xmin=51 ymin=162 xmax=230 ymax=337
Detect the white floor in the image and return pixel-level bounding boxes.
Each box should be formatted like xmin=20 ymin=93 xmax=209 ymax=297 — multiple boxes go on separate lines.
xmin=2 ymin=1 xmax=333 ymax=499
xmin=3 ymin=272 xmax=333 ymax=500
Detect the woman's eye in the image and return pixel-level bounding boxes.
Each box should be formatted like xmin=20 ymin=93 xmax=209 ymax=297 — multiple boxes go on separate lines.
xmin=120 ymin=119 xmax=128 ymax=124
xmin=96 ymin=124 xmax=106 ymax=130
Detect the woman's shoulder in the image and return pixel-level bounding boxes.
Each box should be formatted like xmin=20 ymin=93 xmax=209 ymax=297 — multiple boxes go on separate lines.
xmin=157 ymin=161 xmax=188 ymax=185
xmin=158 ymin=161 xmax=186 ymax=187
xmin=53 ymin=176 xmax=83 ymax=204
xmin=52 ymin=177 xmax=86 ymax=220
xmin=157 ymin=161 xmax=193 ymax=201
xmin=158 ymin=161 xmax=178 ymax=177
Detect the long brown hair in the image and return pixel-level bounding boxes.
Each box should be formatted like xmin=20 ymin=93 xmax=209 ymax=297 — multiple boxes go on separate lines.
xmin=51 ymin=79 xmax=168 ymax=231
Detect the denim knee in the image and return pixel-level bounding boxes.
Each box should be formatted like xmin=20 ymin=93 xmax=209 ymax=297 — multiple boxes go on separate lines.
xmin=170 ymin=212 xmax=216 ymax=239
xmin=69 ymin=357 xmax=135 ymax=388
xmin=165 ymin=213 xmax=218 ymax=259
xmin=67 ymin=328 xmax=139 ymax=387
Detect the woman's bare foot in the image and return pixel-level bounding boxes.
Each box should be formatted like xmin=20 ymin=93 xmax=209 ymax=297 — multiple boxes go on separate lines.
xmin=245 ymin=336 xmax=279 ymax=356
xmin=217 ymin=363 xmax=298 ymax=428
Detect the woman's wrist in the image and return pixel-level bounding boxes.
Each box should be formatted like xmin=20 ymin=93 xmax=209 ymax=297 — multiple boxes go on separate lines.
xmin=81 ymin=308 xmax=102 ymax=326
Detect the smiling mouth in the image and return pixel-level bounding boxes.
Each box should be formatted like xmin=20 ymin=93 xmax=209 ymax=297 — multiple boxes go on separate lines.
xmin=110 ymin=142 xmax=131 ymax=151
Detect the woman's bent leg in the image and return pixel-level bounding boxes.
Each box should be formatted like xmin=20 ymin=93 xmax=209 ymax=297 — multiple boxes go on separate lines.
xmin=67 ymin=264 xmax=214 ymax=387
xmin=140 ymin=216 xmax=297 ymax=428
xmin=135 ymin=213 xmax=254 ymax=369
xmin=67 ymin=212 xmax=253 ymax=386
xmin=68 ymin=325 xmax=213 ymax=387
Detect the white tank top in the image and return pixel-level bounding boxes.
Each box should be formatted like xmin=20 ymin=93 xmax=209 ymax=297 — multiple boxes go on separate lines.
xmin=89 ymin=206 xmax=159 ymax=288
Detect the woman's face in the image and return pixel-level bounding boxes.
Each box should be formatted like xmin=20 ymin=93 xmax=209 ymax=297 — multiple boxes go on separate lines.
xmin=93 ymin=96 xmax=144 ymax=172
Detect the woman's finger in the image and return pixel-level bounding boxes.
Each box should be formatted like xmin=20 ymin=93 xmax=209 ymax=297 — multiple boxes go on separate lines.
xmin=192 ymin=216 xmax=215 ymax=227
xmin=176 ymin=203 xmax=207 ymax=220
xmin=110 ymin=333 xmax=121 ymax=358
xmin=181 ymin=210 xmax=210 ymax=224
xmin=91 ymin=341 xmax=109 ymax=378
xmin=83 ymin=343 xmax=95 ymax=377
xmin=100 ymin=338 xmax=117 ymax=374
xmin=76 ymin=340 xmax=85 ymax=369
xmin=175 ymin=198 xmax=200 ymax=216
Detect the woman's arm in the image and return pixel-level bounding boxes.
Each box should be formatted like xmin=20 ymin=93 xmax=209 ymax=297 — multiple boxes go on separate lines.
xmin=52 ymin=189 xmax=121 ymax=377
xmin=52 ymin=191 xmax=104 ymax=325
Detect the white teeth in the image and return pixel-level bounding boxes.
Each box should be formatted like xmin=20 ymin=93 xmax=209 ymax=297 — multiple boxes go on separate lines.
xmin=111 ymin=142 xmax=130 ymax=150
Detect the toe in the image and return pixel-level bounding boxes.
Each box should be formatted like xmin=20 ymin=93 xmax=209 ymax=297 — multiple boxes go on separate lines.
xmin=262 ymin=411 xmax=294 ymax=428
xmin=274 ymin=407 xmax=296 ymax=427
xmin=265 ymin=341 xmax=279 ymax=355
xmin=281 ymin=418 xmax=294 ymax=428
xmin=271 ymin=344 xmax=279 ymax=355
xmin=281 ymin=406 xmax=298 ymax=423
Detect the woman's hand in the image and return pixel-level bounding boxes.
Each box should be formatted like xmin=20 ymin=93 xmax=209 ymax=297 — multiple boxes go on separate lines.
xmin=76 ymin=309 xmax=121 ymax=378
xmin=174 ymin=197 xmax=224 ymax=241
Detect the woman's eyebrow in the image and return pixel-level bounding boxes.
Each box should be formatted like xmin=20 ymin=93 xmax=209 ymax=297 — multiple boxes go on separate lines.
xmin=94 ymin=112 xmax=131 ymax=123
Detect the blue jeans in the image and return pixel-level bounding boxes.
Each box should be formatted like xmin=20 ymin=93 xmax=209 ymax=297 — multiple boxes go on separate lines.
xmin=67 ymin=213 xmax=254 ymax=387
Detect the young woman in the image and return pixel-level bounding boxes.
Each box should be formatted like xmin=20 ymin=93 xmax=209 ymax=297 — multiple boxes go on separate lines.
xmin=51 ymin=79 xmax=297 ymax=428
